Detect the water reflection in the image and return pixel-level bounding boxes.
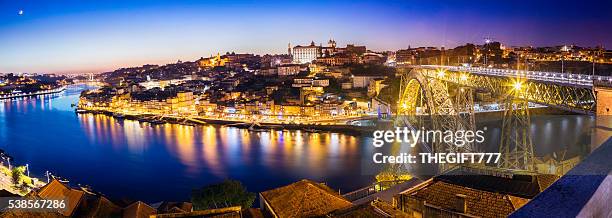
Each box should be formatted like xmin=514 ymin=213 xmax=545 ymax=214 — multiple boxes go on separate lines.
xmin=75 ymin=112 xmax=364 ymax=191
xmin=0 ymin=84 xmax=604 ymax=202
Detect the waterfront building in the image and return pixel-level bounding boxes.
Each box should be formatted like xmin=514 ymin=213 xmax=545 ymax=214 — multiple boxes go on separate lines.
xmin=317 ymin=101 xmax=343 ymax=116
xmin=273 ymin=104 xmax=301 ymax=116
xmin=197 ymin=99 xmax=218 ymax=115
xmin=259 ymin=179 xmax=352 ymax=218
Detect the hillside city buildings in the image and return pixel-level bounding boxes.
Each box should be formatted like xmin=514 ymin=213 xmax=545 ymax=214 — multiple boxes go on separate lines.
xmin=76 ymin=39 xmax=612 ymax=124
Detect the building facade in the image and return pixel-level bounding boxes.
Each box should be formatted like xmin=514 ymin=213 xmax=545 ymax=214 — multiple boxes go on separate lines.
xmin=292 ymin=41 xmax=321 ymax=64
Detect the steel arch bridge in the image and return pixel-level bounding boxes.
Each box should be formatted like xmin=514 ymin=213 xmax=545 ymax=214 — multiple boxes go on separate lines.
xmin=397 ymin=69 xmax=476 ymax=155
xmin=416 ymin=65 xmax=600 ymax=115
xmin=395 ymin=65 xmax=608 ymax=172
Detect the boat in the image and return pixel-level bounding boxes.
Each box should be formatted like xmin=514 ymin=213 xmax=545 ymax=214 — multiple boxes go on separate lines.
xmin=149 ymin=119 xmax=165 ymax=125
xmin=248 ymin=122 xmax=268 ymax=132
xmin=303 ymin=128 xmax=321 ymax=133
xmin=75 ymin=109 xmax=87 ymax=113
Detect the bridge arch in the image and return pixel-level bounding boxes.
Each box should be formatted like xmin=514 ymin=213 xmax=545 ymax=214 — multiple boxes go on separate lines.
xmin=394 ymin=68 xmax=475 ymax=174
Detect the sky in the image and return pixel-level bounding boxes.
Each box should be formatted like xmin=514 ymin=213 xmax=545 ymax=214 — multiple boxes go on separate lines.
xmin=0 ymin=0 xmax=611 ymax=74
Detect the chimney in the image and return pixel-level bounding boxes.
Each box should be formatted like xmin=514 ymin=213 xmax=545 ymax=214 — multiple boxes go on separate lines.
xmin=454 ymin=194 xmax=467 ymax=213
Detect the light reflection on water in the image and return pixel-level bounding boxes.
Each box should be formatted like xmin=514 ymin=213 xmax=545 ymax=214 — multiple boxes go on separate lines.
xmin=0 ymin=84 xmax=602 ymax=202
xmin=70 ymin=111 xmax=364 ymax=201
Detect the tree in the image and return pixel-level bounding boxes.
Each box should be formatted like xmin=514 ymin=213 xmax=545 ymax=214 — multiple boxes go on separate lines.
xmin=11 ymin=166 xmax=26 ymax=185
xmin=191 ymin=179 xmax=255 ymax=210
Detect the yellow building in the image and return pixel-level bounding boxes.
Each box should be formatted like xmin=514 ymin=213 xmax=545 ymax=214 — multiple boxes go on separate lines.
xmin=198 ymin=53 xmax=228 ymax=68
xmin=299 ymin=86 xmax=324 ymax=105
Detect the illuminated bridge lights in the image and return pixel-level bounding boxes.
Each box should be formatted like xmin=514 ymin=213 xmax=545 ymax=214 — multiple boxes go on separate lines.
xmin=407 ymin=66 xmax=599 ymax=114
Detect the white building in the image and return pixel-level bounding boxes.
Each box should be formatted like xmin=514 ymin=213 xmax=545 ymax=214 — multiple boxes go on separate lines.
xmin=292 ymin=41 xmax=321 ymax=64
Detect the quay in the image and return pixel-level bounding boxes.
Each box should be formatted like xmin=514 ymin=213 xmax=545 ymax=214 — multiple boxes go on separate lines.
xmin=75 ymin=109 xmax=379 ymax=135
xmin=0 ymin=86 xmax=67 ymax=100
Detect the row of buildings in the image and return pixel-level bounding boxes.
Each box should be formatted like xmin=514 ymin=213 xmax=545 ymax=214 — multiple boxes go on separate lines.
xmin=393 ymin=42 xmax=612 ymax=74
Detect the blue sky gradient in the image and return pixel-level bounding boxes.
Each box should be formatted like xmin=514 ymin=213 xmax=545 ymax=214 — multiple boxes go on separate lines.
xmin=1 ymin=0 xmax=611 ymax=73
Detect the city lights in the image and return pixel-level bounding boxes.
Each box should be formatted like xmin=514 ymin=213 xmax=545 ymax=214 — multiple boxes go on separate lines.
xmin=0 ymin=1 xmax=610 ymax=217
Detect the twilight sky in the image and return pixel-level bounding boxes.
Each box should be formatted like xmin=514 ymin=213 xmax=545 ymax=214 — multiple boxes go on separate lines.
xmin=1 ymin=0 xmax=611 ymax=74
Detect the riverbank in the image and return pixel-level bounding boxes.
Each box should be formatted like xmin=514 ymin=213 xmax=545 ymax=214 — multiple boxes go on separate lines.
xmin=0 ymin=86 xmax=67 ymax=100
xmin=76 ymin=109 xmax=378 ymax=136
xmin=0 ymin=165 xmax=45 ymax=196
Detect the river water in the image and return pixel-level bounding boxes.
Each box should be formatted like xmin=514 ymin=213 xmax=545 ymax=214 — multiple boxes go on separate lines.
xmin=0 ymin=84 xmax=599 ymax=202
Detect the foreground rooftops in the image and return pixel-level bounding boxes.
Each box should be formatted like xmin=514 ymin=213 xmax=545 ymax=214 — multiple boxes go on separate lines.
xmin=395 ymin=166 xmax=559 ymax=218
xmin=259 ymin=179 xmax=353 ymax=217
xmin=435 ymin=167 xmax=558 ymax=198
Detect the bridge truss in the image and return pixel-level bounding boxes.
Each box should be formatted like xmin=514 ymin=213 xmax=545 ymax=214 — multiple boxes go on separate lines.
xmin=417 ymin=67 xmax=597 ymax=114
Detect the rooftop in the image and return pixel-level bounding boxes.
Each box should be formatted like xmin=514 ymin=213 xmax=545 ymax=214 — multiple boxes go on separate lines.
xmin=35 ymin=179 xmax=85 ymax=217
xmin=330 ymin=199 xmax=411 ymax=217
xmin=435 ymin=167 xmax=558 ymax=198
xmin=259 ymin=179 xmax=353 ymax=217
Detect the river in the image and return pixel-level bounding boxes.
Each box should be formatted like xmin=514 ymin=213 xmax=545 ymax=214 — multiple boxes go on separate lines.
xmin=0 ymin=84 xmax=599 ymax=202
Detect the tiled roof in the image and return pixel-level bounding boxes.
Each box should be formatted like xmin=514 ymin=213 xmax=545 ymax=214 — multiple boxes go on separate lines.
xmin=435 ymin=170 xmax=558 ymax=198
xmin=36 ymin=179 xmax=85 ymax=217
xmin=156 ymin=202 xmax=193 ymax=214
xmin=330 ymin=199 xmax=412 ymax=217
xmin=0 ymin=210 xmax=64 ymax=218
xmin=123 ymin=201 xmax=156 ymax=218
xmin=260 ymin=179 xmax=352 ymax=218
xmin=242 ymin=208 xmax=264 ymax=218
xmin=153 ymin=206 xmax=242 ymax=218
xmin=406 ymin=180 xmax=529 ymax=218
xmin=73 ymin=194 xmax=123 ymax=217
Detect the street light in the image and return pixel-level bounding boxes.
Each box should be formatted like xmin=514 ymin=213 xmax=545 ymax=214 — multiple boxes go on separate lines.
xmin=512 ymin=81 xmax=523 ymax=91
xmin=437 ymin=70 xmax=446 ymax=78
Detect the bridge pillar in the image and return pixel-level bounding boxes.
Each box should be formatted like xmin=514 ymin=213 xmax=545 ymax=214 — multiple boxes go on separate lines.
xmin=593 ymin=82 xmax=612 ymax=150
xmin=595 ymin=83 xmax=612 ymax=116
